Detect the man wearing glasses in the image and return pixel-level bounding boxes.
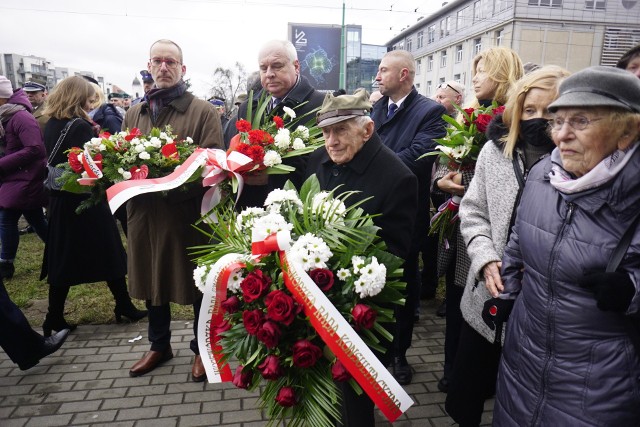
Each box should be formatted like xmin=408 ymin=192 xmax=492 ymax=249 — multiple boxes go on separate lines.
xmin=124 ymin=39 xmax=223 ymax=382
xmin=434 ymin=81 xmax=465 ymax=116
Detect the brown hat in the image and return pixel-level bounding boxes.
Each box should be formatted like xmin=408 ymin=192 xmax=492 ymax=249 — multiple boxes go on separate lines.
xmin=316 ymin=88 xmax=371 ymax=128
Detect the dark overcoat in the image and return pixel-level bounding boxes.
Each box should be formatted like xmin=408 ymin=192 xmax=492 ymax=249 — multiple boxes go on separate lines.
xmin=123 ymin=91 xmax=223 ymax=305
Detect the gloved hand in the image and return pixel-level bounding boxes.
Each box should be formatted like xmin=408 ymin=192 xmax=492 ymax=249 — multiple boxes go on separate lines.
xmin=482 ymin=298 xmax=515 ymax=331
xmin=578 ymin=271 xmax=635 ymax=313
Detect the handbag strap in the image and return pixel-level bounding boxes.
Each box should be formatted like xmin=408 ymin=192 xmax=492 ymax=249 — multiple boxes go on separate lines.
xmin=607 ymin=212 xmax=640 ymax=272
xmin=47 ymin=118 xmax=80 ymax=166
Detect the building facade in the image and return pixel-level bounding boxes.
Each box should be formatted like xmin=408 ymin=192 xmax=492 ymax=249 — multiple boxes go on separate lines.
xmin=386 ymin=0 xmax=640 ymax=99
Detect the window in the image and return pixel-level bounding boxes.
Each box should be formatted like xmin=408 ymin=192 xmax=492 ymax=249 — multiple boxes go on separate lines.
xmin=456 ymin=45 xmax=463 ymax=63
xmin=528 ymin=0 xmax=562 ymax=6
xmin=454 ymin=73 xmax=461 ymax=84
xmin=446 ymin=16 xmax=452 ymax=36
xmin=440 ymin=19 xmax=446 ymax=38
xmin=406 ymin=37 xmax=413 ymax=52
xmin=416 ymin=59 xmax=422 ymax=74
xmin=428 ymin=55 xmax=434 ymax=71
xmin=473 ymin=1 xmax=482 ymax=21
xmin=441 ymin=50 xmax=448 ymax=68
xmin=496 ymin=29 xmax=504 ymax=46
xmin=417 ymin=31 xmax=424 ymax=49
xmin=439 ymin=77 xmax=446 ymax=84
xmin=585 ymin=0 xmax=605 ymax=9
xmin=474 ymin=38 xmax=482 ymax=55
xmin=428 ymin=25 xmax=436 ymax=44
xmin=456 ymin=10 xmax=465 ymax=31
xmin=427 ymin=81 xmax=432 ymax=95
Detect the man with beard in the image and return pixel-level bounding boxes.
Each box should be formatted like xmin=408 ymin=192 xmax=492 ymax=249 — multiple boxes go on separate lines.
xmin=123 ymin=39 xmax=223 ymax=381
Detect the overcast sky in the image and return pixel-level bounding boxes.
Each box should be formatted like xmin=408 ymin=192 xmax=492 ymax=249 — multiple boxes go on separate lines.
xmin=1 ymin=0 xmax=439 ymax=98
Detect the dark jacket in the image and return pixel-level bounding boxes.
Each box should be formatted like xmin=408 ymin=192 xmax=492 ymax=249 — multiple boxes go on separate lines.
xmin=0 ymin=89 xmax=47 ymax=210
xmin=305 ymin=133 xmax=418 ymax=260
xmin=493 ymin=146 xmax=640 ymax=426
xmin=92 ymin=103 xmax=123 ymax=134
xmin=224 ymin=75 xmax=324 ymax=208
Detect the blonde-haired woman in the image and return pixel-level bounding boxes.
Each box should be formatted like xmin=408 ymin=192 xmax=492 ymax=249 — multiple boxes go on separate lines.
xmin=88 ymin=82 xmax=123 ymax=134
xmin=41 ymin=76 xmax=145 ymax=336
xmin=444 ymin=66 xmax=570 ymax=426
xmin=432 ymin=47 xmax=523 ymax=398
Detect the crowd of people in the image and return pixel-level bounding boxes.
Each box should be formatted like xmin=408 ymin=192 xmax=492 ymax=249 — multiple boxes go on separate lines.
xmin=0 ymin=37 xmax=639 ymax=426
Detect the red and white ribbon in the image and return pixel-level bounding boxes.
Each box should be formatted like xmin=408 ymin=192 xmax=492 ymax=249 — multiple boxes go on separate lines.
xmin=200 ymin=149 xmax=253 ymax=219
xmin=251 ymin=229 xmax=291 ymax=255
xmin=77 ymin=149 xmax=103 ymax=186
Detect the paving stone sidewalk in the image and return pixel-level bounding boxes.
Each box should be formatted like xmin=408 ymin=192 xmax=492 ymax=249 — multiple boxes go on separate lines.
xmin=0 ymin=299 xmax=493 ymax=426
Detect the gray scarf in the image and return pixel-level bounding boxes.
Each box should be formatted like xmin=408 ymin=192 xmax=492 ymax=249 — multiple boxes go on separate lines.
xmin=0 ymin=103 xmax=26 ymax=140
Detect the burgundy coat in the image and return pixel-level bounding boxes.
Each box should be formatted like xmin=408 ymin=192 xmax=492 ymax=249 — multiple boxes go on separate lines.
xmin=0 ymin=89 xmax=47 ymax=209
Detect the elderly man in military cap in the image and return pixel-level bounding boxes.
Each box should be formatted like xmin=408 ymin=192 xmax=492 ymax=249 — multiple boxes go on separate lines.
xmin=23 ymin=81 xmax=48 ymax=133
xmin=304 ymin=89 xmax=418 ymax=426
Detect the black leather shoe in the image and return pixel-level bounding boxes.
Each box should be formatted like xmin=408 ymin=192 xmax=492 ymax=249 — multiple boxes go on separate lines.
xmin=392 ymin=356 xmax=413 ymax=385
xmin=191 ymin=355 xmax=206 ymax=382
xmin=436 ymin=300 xmax=447 ymax=318
xmin=19 ymin=329 xmax=70 ymax=370
xmin=129 ymin=346 xmax=173 ymax=377
xmin=437 ymin=376 xmax=449 ymax=393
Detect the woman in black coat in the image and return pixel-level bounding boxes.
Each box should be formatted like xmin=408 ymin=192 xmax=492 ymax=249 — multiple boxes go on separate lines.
xmin=41 ymin=76 xmax=146 ymax=336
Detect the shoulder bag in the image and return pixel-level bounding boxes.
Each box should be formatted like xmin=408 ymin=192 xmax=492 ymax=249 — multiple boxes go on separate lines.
xmin=44 ymin=118 xmax=80 ymax=192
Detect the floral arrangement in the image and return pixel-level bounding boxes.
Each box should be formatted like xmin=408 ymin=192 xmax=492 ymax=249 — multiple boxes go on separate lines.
xmin=58 ymin=126 xmax=200 ymax=212
xmin=227 ymin=91 xmax=323 ymax=180
xmin=427 ymin=102 xmax=504 ymax=245
xmin=192 ymin=176 xmax=410 ymax=426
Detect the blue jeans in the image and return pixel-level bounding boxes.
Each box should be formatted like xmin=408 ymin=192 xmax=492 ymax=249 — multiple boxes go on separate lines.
xmin=0 ymin=208 xmax=47 ymax=261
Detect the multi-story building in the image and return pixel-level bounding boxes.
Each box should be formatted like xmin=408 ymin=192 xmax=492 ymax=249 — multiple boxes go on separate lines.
xmin=386 ymin=0 xmax=640 ymax=98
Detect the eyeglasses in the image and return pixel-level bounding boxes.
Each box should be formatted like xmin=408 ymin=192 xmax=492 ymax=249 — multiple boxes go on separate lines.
xmin=438 ymin=83 xmax=461 ymax=95
xmin=548 ymin=115 xmax=603 ymax=132
xmin=149 ymin=57 xmax=181 ymax=69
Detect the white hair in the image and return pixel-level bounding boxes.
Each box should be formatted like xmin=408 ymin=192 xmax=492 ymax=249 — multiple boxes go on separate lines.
xmin=258 ymin=40 xmax=298 ymax=62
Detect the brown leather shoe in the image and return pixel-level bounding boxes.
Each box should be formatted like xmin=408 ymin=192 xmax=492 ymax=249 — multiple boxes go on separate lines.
xmin=129 ymin=346 xmax=173 ymax=377
xmin=191 ymin=354 xmax=206 ymax=382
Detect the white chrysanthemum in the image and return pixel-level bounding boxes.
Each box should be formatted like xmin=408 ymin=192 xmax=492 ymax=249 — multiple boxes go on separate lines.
xmin=294 ymin=125 xmax=309 ymax=139
xmin=289 ymin=233 xmax=332 ymax=271
xmin=263 ymin=150 xmax=282 ymax=167
xmin=236 ymin=207 xmax=266 ymax=230
xmin=227 ymin=269 xmax=244 ymax=293
xmin=139 ymin=151 xmax=151 ymax=160
xmin=274 ymin=128 xmax=291 ymax=150
xmin=252 ymin=212 xmax=293 ymax=237
xmin=282 ymin=106 xmax=296 ymax=119
xmin=264 ymin=189 xmax=303 ymax=213
xmin=186 ymin=136 xmax=194 ymax=144
xmin=292 ymin=137 xmax=305 ymax=150
xmin=351 ymin=256 xmax=365 ymax=274
xmin=122 ymin=171 xmax=132 ymax=180
xmin=134 ymin=144 xmax=145 ymax=153
xmin=337 ymin=268 xmax=351 ymax=281
xmin=193 ymin=265 xmax=209 ymax=292
xmin=354 ymin=257 xmax=386 ymax=298
xmin=312 ymin=192 xmax=346 ymax=225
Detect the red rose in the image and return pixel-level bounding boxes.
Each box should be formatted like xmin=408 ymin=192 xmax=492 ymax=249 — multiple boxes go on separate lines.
xmin=67 ymin=147 xmax=84 ymax=173
xmin=236 ymin=119 xmax=252 ymax=133
xmin=291 ymin=339 xmax=322 ymax=368
xmin=493 ymin=105 xmax=505 ymax=115
xmin=474 ymin=114 xmax=493 ymax=133
xmin=248 ymin=129 xmax=274 ymax=146
xmin=125 ymin=128 xmax=142 ymax=141
xmin=273 ymin=116 xmax=284 ymax=129
xmin=352 ymin=304 xmax=377 ymax=330
xmin=257 ymin=320 xmax=281 ymax=348
xmin=308 ymin=268 xmax=334 ymax=292
xmin=257 ymin=355 xmax=283 ymax=380
xmin=463 ymin=108 xmax=476 ymax=125
xmin=265 ymin=290 xmax=298 ymax=326
xmin=275 ymin=386 xmax=297 ymax=407
xmin=221 ymin=296 xmax=241 ymax=314
xmin=130 ymin=164 xmax=149 ymax=180
xmin=232 ymin=365 xmax=253 ymax=389
xmin=242 ymin=309 xmax=264 ymax=335
xmin=240 ymin=270 xmax=272 ymax=303
xmin=161 ymin=143 xmax=179 ymax=159
xmin=214 ymin=319 xmax=231 ymax=337
xmin=331 ymin=359 xmax=351 ymax=382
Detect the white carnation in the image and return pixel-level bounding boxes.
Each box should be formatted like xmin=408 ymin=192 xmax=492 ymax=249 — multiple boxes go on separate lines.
xmin=295 ymin=125 xmax=309 ymax=139
xmin=193 ymin=265 xmax=209 ymax=292
xmin=139 ymin=151 xmax=151 ymax=160
xmin=134 ymin=144 xmax=145 ymax=153
xmin=263 ymin=151 xmax=282 ymax=167
xmin=122 ymin=171 xmax=132 ymax=180
xmin=186 ymin=136 xmax=194 ymax=144
xmin=264 ymin=189 xmax=303 ymax=213
xmin=274 ymin=128 xmax=291 ymax=149
xmin=282 ymin=106 xmax=296 ymax=119
xmin=292 ymin=138 xmax=305 ymax=150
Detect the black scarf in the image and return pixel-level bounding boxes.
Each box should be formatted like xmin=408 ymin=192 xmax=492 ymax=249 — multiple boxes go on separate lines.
xmin=144 ymin=80 xmax=187 ymax=123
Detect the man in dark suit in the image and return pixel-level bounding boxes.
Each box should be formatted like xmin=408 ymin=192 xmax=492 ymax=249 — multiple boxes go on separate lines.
xmin=371 ymin=50 xmax=447 ymax=385
xmin=224 ymin=40 xmax=324 ymax=208
xmin=305 ymin=88 xmax=418 ymax=427
xmin=0 ymin=277 xmax=68 ymax=370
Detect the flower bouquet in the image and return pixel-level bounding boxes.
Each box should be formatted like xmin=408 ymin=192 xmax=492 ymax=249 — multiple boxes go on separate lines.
xmin=226 ymin=91 xmax=323 ymax=187
xmin=425 ymin=102 xmax=504 ymax=245
xmin=192 ymin=175 xmax=413 ymax=426
xmin=57 ymin=126 xmax=200 ymax=212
